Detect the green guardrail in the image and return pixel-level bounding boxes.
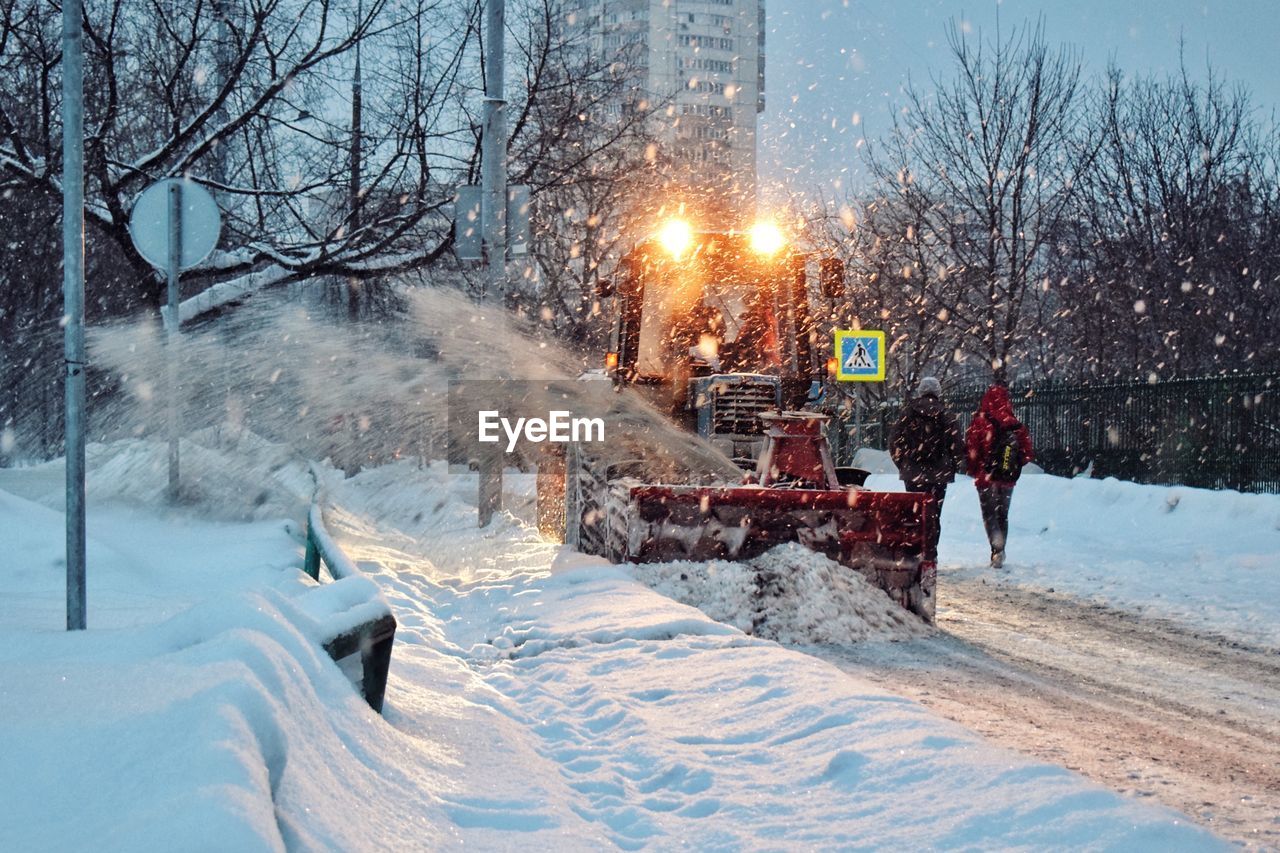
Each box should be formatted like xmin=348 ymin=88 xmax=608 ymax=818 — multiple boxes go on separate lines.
xmin=304 ymin=497 xmax=397 ymax=714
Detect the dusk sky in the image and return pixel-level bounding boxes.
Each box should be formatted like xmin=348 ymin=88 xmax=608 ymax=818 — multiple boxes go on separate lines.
xmin=759 ymin=0 xmax=1280 ymax=201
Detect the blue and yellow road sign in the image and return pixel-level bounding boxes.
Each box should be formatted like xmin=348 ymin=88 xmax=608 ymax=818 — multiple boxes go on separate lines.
xmin=834 ymin=330 xmax=885 ymax=382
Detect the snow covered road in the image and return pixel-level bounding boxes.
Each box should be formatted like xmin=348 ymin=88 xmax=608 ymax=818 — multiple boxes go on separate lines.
xmin=822 ymin=577 xmax=1280 ymax=849
xmin=790 ymin=454 xmax=1280 ymax=848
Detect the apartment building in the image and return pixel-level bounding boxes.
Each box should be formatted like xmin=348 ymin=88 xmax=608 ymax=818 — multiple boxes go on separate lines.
xmin=568 ymin=0 xmax=766 ymax=224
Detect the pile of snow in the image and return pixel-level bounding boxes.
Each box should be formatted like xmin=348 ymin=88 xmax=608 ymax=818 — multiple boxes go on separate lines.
xmin=852 ymin=446 xmax=898 ymax=475
xmin=632 ymin=543 xmax=929 ymax=644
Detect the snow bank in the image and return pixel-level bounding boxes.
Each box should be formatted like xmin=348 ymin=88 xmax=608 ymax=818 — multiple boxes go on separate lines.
xmin=1 ymin=449 xmax=593 ymax=850
xmin=631 ymin=543 xmax=929 ymax=644
xmin=0 ymin=485 xmax=303 ymax=631
xmin=0 ymin=585 xmax=593 ymax=852
xmin=1 ymin=429 xmax=313 ymax=523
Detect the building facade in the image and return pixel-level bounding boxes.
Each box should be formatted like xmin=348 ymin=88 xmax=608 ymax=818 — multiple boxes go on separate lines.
xmin=569 ymin=0 xmax=765 ymax=225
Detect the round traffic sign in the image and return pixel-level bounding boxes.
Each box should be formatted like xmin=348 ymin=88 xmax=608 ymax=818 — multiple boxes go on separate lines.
xmin=128 ymin=178 xmax=221 ymax=271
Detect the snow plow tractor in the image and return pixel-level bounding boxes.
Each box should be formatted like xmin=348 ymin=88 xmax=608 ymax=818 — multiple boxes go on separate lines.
xmin=537 ymin=221 xmax=936 ymax=623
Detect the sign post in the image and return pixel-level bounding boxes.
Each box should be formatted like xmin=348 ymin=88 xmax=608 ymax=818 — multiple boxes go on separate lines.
xmin=481 ymin=0 xmax=507 ymax=299
xmin=62 ymin=0 xmax=86 ymax=631
xmin=165 ymin=182 xmax=183 ymax=498
xmin=476 ymin=0 xmax=510 ymax=526
xmin=129 ymin=178 xmax=221 ymax=500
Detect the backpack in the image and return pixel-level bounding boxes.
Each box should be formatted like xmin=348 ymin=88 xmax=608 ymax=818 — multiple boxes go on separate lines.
xmin=986 ymin=422 xmax=1024 ymax=481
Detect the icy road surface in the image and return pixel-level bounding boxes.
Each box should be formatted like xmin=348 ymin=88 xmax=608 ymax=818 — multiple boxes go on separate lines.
xmin=796 ymin=452 xmax=1280 ymax=848
xmin=823 ymin=580 xmax=1280 ymax=849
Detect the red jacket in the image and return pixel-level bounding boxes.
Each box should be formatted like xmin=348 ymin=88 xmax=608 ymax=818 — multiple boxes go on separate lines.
xmin=966 ymin=384 xmax=1034 ymax=488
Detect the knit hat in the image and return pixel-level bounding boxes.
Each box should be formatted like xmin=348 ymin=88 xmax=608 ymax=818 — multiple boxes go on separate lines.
xmin=916 ymin=376 xmax=942 ymax=398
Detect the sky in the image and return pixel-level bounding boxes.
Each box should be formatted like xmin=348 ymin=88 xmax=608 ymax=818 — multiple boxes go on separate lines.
xmin=759 ymin=0 xmax=1280 ymax=202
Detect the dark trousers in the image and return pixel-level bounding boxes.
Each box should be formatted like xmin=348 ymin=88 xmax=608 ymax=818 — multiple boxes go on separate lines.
xmin=906 ymin=483 xmax=946 ymax=562
xmin=977 ymin=484 xmax=1014 ymax=553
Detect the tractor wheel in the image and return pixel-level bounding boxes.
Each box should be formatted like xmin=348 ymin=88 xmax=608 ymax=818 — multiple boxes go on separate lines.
xmin=569 ymin=442 xmax=612 ymax=557
xmin=536 ymin=445 xmax=567 ymax=542
xmin=908 ymin=561 xmax=937 ymax=624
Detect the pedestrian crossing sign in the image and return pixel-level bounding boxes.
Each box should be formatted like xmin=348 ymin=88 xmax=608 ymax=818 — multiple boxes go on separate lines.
xmin=834 ymin=330 xmax=886 ymax=381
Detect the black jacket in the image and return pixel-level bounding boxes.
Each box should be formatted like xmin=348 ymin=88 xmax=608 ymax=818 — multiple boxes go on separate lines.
xmin=890 ymin=394 xmax=963 ymax=488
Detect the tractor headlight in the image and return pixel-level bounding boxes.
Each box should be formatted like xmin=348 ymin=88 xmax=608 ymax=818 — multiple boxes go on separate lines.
xmin=748 ymin=221 xmax=786 ymax=256
xmin=657 ymin=218 xmax=694 ymax=258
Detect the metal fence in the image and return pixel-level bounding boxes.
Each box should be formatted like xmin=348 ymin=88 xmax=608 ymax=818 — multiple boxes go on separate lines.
xmin=834 ymin=372 xmax=1280 ymax=494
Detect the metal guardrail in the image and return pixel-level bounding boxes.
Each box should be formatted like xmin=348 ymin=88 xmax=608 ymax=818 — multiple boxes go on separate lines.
xmin=304 ymin=500 xmax=397 ymax=714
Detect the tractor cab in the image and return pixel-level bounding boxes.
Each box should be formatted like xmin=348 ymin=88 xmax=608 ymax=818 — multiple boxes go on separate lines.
xmin=602 ymin=220 xmax=831 ymax=465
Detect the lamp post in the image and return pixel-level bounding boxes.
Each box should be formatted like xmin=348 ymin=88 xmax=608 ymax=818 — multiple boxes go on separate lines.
xmin=481 ymin=0 xmax=507 ymax=301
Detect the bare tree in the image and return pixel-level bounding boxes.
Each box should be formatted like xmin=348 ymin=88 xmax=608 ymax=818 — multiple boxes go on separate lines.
xmin=873 ymin=20 xmax=1093 ymax=382
xmin=503 ymin=0 xmax=660 ymax=343
xmin=0 ymin=0 xmax=665 ymax=455
xmin=1056 ymin=62 xmax=1280 ymax=379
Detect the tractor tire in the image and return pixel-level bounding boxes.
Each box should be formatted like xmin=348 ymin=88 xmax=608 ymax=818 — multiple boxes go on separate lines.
xmin=908 ymin=562 xmax=937 ymax=624
xmin=569 ymin=442 xmax=611 ymax=557
xmin=536 ymin=445 xmax=567 ymax=543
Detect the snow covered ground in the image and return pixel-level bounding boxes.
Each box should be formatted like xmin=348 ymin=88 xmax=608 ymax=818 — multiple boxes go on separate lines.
xmin=854 ymin=449 xmax=1280 ymax=648
xmin=0 ymin=438 xmax=1231 ymax=850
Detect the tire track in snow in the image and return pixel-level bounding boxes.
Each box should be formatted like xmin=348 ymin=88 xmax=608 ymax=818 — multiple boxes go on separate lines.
xmin=817 ymin=577 xmax=1280 ymax=850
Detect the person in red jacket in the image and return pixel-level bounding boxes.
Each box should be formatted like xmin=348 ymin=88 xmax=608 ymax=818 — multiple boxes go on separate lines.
xmin=966 ymin=383 xmax=1034 ymax=568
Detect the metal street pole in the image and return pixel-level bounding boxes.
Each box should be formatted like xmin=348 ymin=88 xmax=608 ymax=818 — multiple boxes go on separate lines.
xmin=477 ymin=0 xmax=506 ymax=526
xmin=348 ymin=0 xmax=364 ymax=320
xmin=62 ymin=0 xmax=86 ymax=630
xmin=481 ymin=0 xmax=507 ymax=301
xmin=166 ymin=181 xmax=183 ymax=500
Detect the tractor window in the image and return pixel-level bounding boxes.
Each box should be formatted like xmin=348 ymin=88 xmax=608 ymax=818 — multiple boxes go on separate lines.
xmin=703 ymin=281 xmax=752 ymax=344
xmin=632 ymin=246 xmax=787 ymax=377
xmin=635 ymin=278 xmax=674 ymax=377
xmin=704 ymin=273 xmax=783 ymax=373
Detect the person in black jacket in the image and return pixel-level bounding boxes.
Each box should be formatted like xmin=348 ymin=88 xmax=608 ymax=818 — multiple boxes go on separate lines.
xmin=890 ymin=376 xmax=962 ymax=563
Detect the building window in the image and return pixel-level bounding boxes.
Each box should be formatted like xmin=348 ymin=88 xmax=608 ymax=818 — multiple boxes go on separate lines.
xmin=678 ymin=35 xmax=734 ymax=51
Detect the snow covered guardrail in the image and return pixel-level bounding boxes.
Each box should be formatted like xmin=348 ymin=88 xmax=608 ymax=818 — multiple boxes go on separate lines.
xmin=303 ymin=501 xmax=397 ymax=714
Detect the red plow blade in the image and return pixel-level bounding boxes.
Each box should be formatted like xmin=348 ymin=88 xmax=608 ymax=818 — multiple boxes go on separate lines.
xmin=603 ymin=484 xmax=935 ymax=622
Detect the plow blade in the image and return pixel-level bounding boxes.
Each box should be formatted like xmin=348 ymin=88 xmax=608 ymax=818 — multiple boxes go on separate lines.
xmin=589 ymin=483 xmax=936 ymax=623
xmin=536 ymin=419 xmax=938 ymax=624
